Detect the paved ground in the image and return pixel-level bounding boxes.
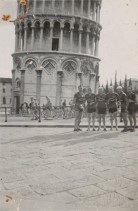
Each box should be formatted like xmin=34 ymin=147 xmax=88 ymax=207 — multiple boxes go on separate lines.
xmin=0 ymin=127 xmax=138 ymax=211
xmin=0 ymin=116 xmax=125 ymax=128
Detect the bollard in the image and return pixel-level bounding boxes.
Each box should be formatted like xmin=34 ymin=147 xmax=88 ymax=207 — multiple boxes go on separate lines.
xmin=5 ymin=107 xmax=7 ymax=122
xmin=38 ymin=106 xmax=41 ymax=123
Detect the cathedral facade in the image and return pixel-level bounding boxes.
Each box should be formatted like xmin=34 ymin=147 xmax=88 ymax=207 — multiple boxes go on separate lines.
xmin=12 ymin=0 xmax=102 ymax=112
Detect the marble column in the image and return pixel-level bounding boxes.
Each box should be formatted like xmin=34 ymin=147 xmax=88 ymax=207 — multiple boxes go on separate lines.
xmin=36 ymin=70 xmax=42 ymax=105
xmin=96 ymin=4 xmax=100 ymax=23
xmin=93 ymin=1 xmax=96 ymax=21
xmin=11 ymin=69 xmax=16 ymax=111
xmin=72 ymin=0 xmax=75 ymax=15
xmin=24 ymin=26 xmax=27 ymax=51
xmin=86 ymin=29 xmax=90 ymax=54
xmin=15 ymin=31 xmax=18 ymax=52
xmin=40 ymin=26 xmax=43 ymax=49
xmin=76 ymin=59 xmax=82 ymax=90
xmin=60 ymin=27 xmax=64 ymax=51
xmin=81 ymin=0 xmax=84 ymax=16
xmin=79 ymin=28 xmax=82 ymax=53
xmin=76 ymin=73 xmax=82 ymax=91
xmin=42 ymin=0 xmax=45 ymax=13
xmin=17 ymin=0 xmax=20 ymax=16
xmin=52 ymin=0 xmax=55 ymax=10
xmin=56 ymin=71 xmax=63 ymax=106
xmin=50 ymin=25 xmax=53 ymax=50
xmin=18 ymin=29 xmax=21 ymax=50
xmin=92 ymin=32 xmax=96 ymax=55
xmin=70 ymin=27 xmax=74 ymax=52
xmin=62 ymin=0 xmax=65 ymax=14
xmin=33 ymin=0 xmax=37 ymax=14
xmin=88 ymin=0 xmax=91 ymax=18
xmin=95 ymin=75 xmax=100 ymax=94
xmin=20 ymin=69 xmax=25 ymax=105
xmin=95 ymin=36 xmax=99 ymax=57
xmin=31 ymin=26 xmax=34 ymax=50
xmin=89 ymin=73 xmax=95 ymax=90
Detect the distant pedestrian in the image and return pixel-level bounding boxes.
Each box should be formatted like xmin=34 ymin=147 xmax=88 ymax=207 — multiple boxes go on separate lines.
xmin=34 ymin=98 xmax=39 ymax=120
xmin=45 ymin=96 xmax=52 ymax=118
xmin=29 ymin=96 xmax=38 ymax=120
xmin=69 ymin=99 xmax=74 ymax=118
xmin=62 ymin=99 xmax=66 ymax=119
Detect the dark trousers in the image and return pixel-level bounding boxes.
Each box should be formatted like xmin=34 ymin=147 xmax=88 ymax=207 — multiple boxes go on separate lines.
xmin=74 ymin=110 xmax=83 ymax=130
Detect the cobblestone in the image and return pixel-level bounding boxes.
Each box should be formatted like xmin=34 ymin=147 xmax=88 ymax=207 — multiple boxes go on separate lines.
xmin=0 ymin=127 xmax=138 ymax=210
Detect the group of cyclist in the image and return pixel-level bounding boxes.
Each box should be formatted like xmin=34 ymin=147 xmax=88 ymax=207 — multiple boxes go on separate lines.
xmin=25 ymin=84 xmax=137 ymax=131
xmin=73 ymin=85 xmax=137 ymax=132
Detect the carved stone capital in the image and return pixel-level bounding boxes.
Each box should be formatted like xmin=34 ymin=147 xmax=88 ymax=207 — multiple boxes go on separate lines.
xmin=20 ymin=69 xmax=25 ymax=75
xmin=36 ymin=69 xmax=42 ymax=76
xmin=57 ymin=70 xmax=63 ymax=76
xmin=76 ymin=72 xmax=82 ymax=77
xmin=90 ymin=72 xmax=96 ymax=78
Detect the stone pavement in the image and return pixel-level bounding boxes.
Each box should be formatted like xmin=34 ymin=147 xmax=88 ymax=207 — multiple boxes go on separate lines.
xmin=0 ymin=127 xmax=138 ymax=211
xmin=0 ymin=116 xmax=126 ymax=128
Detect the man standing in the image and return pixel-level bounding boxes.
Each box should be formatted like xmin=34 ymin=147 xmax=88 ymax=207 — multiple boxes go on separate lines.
xmin=33 ymin=98 xmax=39 ymax=120
xmin=29 ymin=96 xmax=35 ymax=120
xmin=106 ymin=86 xmax=119 ymax=130
xmin=127 ymin=86 xmax=137 ymax=132
xmin=96 ymin=87 xmax=107 ymax=131
xmin=117 ymin=86 xmax=128 ymax=132
xmin=62 ymin=99 xmax=67 ymax=119
xmin=73 ymin=86 xmax=85 ymax=132
xmin=85 ymin=88 xmax=96 ymax=131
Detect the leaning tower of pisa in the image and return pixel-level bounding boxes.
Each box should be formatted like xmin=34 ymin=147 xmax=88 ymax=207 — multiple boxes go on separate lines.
xmin=12 ymin=0 xmax=102 ymax=113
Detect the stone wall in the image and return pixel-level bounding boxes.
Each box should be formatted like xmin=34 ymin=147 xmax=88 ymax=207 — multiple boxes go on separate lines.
xmin=12 ymin=52 xmax=99 ymax=106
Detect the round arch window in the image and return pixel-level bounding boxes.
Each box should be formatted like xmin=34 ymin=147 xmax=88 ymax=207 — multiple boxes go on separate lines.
xmin=25 ymin=59 xmax=37 ymax=73
xmin=42 ymin=59 xmax=57 ymax=75
xmin=63 ymin=60 xmax=77 ymax=76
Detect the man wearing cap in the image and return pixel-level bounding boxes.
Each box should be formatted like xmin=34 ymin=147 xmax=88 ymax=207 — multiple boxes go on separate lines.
xmin=117 ymin=86 xmax=128 ymax=132
xmin=96 ymin=87 xmax=107 ymax=131
xmin=73 ymin=86 xmax=85 ymax=131
xmin=127 ymin=86 xmax=137 ymax=132
xmin=106 ymin=86 xmax=119 ymax=130
xmin=85 ymin=87 xmax=96 ymax=131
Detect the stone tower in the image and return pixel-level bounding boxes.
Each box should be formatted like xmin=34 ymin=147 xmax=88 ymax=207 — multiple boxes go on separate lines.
xmin=12 ymin=0 xmax=102 ymax=113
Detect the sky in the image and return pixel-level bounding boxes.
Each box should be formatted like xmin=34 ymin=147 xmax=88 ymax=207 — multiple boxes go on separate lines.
xmin=0 ymin=0 xmax=138 ymax=84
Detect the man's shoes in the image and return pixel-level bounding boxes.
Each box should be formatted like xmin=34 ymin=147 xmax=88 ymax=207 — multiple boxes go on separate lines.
xmin=130 ymin=128 xmax=135 ymax=132
xmin=93 ymin=128 xmax=96 ymax=131
xmin=103 ymin=128 xmax=107 ymax=131
xmin=78 ymin=128 xmax=82 ymax=131
xmin=74 ymin=129 xmax=78 ymax=132
xmin=121 ymin=128 xmax=128 ymax=132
